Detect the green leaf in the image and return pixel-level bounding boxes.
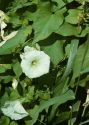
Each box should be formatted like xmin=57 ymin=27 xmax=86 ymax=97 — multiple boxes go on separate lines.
xmin=10 ymin=90 xmax=21 ymax=100
xmin=57 ymin=22 xmax=81 ymax=36
xmin=80 ymin=27 xmax=89 ymax=37
xmin=68 ymin=101 xmax=81 ymax=125
xmin=81 ymin=43 xmax=89 ymax=74
xmin=24 ymin=86 xmax=35 ymax=102
xmin=25 ymin=105 xmax=39 ymax=125
xmin=68 ymin=118 xmax=76 ymax=125
xmin=9 ymin=13 xmax=22 ymax=28
xmin=54 ymin=40 xmax=79 ymax=95
xmin=10 ymin=121 xmax=18 ymax=125
xmin=32 ymin=2 xmax=64 ymax=43
xmin=0 ymin=66 xmax=6 ymax=73
xmin=0 ymin=64 xmax=11 ymax=73
xmin=65 ymin=9 xmax=82 ymax=24
xmin=52 ymin=0 xmax=65 ymax=9
xmin=61 ymin=40 xmax=79 ymax=80
xmin=8 ymin=0 xmax=35 ymax=13
xmin=29 ymin=105 xmax=39 ymax=118
xmin=72 ymin=40 xmax=89 ymax=79
xmin=43 ymin=40 xmax=64 ymax=66
xmin=67 ymin=0 xmax=74 ymax=2
xmin=0 ymin=92 xmax=9 ymax=107
xmin=0 ymin=76 xmax=12 ymax=83
xmin=0 ymin=26 xmax=32 ymax=55
xmin=79 ymin=75 xmax=89 ymax=87
xmin=72 ymin=101 xmax=81 ymax=112
xmin=0 ymin=116 xmax=10 ymax=125
xmin=55 ymin=112 xmax=70 ymax=124
xmin=72 ymin=44 xmax=85 ymax=78
xmin=13 ymin=61 xmax=22 ymax=78
xmin=31 ymin=90 xmax=75 ymax=124
xmin=48 ymin=40 xmax=79 ymax=122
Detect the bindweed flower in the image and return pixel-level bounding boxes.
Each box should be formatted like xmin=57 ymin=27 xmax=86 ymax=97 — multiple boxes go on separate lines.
xmin=12 ymin=78 xmax=18 ymax=89
xmin=1 ymin=100 xmax=28 ymax=120
xmin=0 ymin=21 xmax=7 ymax=38
xmin=20 ymin=46 xmax=50 ymax=78
xmin=3 ymin=31 xmax=18 ymax=41
xmin=0 ymin=10 xmax=7 ymax=38
xmin=0 ymin=10 xmax=18 ymax=47
xmin=0 ymin=10 xmax=6 ymax=20
xmin=0 ymin=31 xmax=18 ymax=47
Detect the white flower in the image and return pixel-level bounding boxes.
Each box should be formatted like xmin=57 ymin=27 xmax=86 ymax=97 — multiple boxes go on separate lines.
xmin=0 ymin=10 xmax=18 ymax=47
xmin=0 ymin=10 xmax=6 ymax=20
xmin=0 ymin=21 xmax=7 ymax=38
xmin=1 ymin=21 xmax=7 ymax=30
xmin=0 ymin=31 xmax=18 ymax=47
xmin=1 ymin=100 xmax=28 ymax=120
xmin=20 ymin=46 xmax=50 ymax=78
xmin=3 ymin=31 xmax=18 ymax=41
xmin=0 ymin=10 xmax=7 ymax=37
xmin=12 ymin=78 xmax=18 ymax=89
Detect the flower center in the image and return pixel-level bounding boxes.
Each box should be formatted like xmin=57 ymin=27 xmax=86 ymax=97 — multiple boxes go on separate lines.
xmin=31 ymin=59 xmax=38 ymax=67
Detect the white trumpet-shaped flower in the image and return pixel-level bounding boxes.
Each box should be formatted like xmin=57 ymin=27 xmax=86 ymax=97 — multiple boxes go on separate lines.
xmin=1 ymin=100 xmax=28 ymax=120
xmin=20 ymin=46 xmax=50 ymax=78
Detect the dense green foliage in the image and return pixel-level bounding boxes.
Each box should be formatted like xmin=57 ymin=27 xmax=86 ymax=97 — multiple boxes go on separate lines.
xmin=0 ymin=0 xmax=89 ymax=125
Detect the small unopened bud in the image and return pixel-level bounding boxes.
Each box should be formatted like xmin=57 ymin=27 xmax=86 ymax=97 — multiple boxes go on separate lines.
xmin=12 ymin=78 xmax=18 ymax=89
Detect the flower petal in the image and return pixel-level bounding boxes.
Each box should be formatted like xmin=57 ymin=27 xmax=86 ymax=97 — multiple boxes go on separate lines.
xmin=20 ymin=46 xmax=50 ymax=78
xmin=0 ymin=31 xmax=18 ymax=47
xmin=3 ymin=31 xmax=18 ymax=41
xmin=24 ymin=46 xmax=36 ymax=52
xmin=1 ymin=100 xmax=28 ymax=120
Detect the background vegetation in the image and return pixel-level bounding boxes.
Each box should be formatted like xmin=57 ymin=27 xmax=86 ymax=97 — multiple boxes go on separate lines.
xmin=0 ymin=0 xmax=89 ymax=125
